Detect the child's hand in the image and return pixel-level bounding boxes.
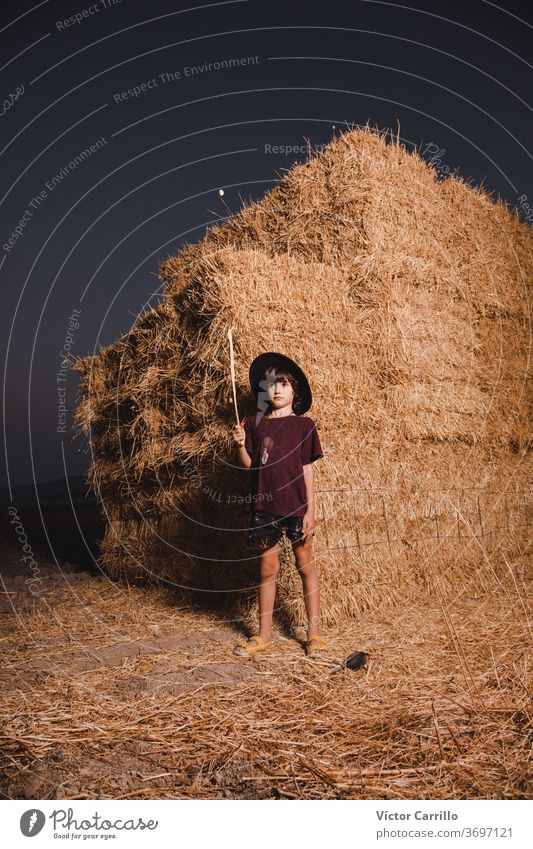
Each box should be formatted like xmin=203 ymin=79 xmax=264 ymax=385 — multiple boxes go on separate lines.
xmin=302 ymin=511 xmax=316 ymax=541
xmin=232 ymin=421 xmax=246 ymax=447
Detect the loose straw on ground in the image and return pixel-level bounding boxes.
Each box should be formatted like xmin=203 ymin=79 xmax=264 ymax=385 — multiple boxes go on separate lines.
xmin=0 ymin=565 xmax=530 ymax=800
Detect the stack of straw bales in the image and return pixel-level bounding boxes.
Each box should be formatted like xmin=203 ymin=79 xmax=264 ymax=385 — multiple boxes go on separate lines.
xmin=74 ymin=126 xmax=532 ymax=627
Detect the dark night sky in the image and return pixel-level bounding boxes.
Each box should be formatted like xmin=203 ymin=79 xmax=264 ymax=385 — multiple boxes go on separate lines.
xmin=1 ymin=0 xmax=532 ymax=490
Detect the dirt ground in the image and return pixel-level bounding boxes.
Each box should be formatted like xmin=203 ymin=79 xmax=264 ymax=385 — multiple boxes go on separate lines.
xmin=0 ymin=514 xmax=531 ymax=800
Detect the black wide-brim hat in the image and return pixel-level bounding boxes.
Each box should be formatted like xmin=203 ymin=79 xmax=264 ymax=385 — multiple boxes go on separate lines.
xmin=249 ymin=352 xmax=313 ymax=414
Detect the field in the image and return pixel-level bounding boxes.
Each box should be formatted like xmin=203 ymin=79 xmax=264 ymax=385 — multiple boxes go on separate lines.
xmin=1 ymin=505 xmax=530 ymax=800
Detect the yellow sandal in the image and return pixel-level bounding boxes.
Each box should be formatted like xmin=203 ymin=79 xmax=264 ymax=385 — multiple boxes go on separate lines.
xmin=234 ymin=634 xmax=271 ymax=657
xmin=305 ymin=634 xmax=328 ymax=657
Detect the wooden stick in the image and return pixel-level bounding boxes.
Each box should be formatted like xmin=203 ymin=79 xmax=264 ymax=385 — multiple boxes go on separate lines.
xmin=227 ymin=327 xmax=240 ymax=426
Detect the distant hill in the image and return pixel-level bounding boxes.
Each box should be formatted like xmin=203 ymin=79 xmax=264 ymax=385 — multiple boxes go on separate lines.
xmin=0 ymin=475 xmax=95 ymax=508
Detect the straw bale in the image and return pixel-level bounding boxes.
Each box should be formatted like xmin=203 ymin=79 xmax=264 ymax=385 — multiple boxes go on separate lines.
xmin=73 ymin=126 xmax=532 ymax=626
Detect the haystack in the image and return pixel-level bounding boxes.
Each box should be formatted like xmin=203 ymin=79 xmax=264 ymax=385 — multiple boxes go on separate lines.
xmin=74 ymin=126 xmax=532 ymax=627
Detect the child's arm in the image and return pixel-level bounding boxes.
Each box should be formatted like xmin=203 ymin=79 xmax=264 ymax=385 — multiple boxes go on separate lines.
xmin=232 ymin=420 xmax=252 ymax=469
xmin=302 ymin=463 xmax=316 ymax=539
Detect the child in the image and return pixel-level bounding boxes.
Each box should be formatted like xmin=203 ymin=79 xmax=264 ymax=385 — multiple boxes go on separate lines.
xmin=231 ymin=352 xmax=327 ymax=659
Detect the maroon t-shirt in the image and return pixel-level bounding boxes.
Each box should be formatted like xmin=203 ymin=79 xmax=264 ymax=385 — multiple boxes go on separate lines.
xmin=243 ymin=413 xmax=324 ymax=517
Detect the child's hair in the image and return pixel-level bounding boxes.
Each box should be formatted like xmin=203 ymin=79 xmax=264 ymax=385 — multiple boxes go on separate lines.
xmin=261 ymin=367 xmax=302 ymax=413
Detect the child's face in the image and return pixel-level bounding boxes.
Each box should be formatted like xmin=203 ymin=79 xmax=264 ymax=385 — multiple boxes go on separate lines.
xmin=265 ymin=373 xmax=294 ymax=411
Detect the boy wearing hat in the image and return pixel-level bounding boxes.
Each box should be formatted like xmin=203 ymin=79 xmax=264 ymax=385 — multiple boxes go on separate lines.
xmin=231 ymin=353 xmax=327 ymax=659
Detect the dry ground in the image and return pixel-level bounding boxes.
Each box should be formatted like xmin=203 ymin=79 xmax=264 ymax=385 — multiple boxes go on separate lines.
xmin=0 ymin=534 xmax=531 ymax=800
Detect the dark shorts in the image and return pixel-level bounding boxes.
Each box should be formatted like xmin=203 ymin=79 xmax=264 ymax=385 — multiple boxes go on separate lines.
xmin=248 ymin=509 xmax=304 ymax=551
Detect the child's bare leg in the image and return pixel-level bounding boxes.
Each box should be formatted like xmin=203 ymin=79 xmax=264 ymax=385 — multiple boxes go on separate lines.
xmin=257 ymin=543 xmax=280 ymax=641
xmin=235 ymin=544 xmax=279 ymax=655
xmin=292 ymin=537 xmax=320 ymax=638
